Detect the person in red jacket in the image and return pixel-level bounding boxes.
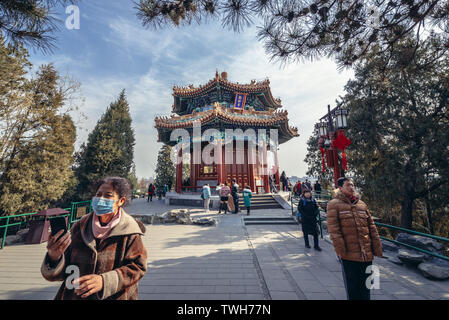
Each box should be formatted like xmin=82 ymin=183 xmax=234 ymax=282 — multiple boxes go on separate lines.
xmin=147 ymin=183 xmax=155 ymax=202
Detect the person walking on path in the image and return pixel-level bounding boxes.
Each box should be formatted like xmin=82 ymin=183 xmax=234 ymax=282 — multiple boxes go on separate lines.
xmin=202 ymin=184 xmax=211 ymax=213
xmin=231 ymin=179 xmax=239 ymax=214
xmin=326 ymin=177 xmax=383 ymax=300
xmin=218 ymin=182 xmax=231 ymax=214
xmin=305 ymin=179 xmax=312 ymax=191
xmin=297 ymin=189 xmax=321 ymax=251
xmin=242 ymin=185 xmax=253 ymax=216
xmin=147 ymin=183 xmax=155 ymax=202
xmin=313 ymin=180 xmax=322 ymax=197
xmin=41 ymin=176 xmax=148 ymax=300
xmin=293 ymin=181 xmax=301 ymax=196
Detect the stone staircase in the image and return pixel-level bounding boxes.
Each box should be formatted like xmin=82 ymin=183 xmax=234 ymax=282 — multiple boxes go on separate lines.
xmin=237 ymin=193 xmax=283 ymax=210
xmin=243 ymin=215 xmax=299 ymax=226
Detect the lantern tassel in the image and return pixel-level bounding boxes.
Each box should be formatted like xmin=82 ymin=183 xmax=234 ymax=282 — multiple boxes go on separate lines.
xmin=342 ymin=150 xmax=348 ymax=170
xmin=320 ymin=148 xmax=326 ymax=172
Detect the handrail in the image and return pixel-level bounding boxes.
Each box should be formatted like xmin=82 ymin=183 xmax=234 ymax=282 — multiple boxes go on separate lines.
xmin=375 ymin=222 xmax=449 ymax=243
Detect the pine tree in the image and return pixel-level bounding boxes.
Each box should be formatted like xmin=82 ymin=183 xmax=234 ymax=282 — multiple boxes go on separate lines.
xmin=74 ymin=90 xmax=136 ymax=199
xmin=343 ymin=36 xmax=449 ymax=230
xmin=304 ymin=134 xmax=334 ymax=191
xmin=155 ymin=144 xmax=175 ymax=192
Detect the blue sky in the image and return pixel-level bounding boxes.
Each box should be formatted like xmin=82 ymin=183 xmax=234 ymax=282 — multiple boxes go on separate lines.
xmin=30 ymin=1 xmax=354 ymax=179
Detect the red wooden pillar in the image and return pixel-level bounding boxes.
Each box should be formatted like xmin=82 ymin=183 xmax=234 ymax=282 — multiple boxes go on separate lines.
xmin=248 ymin=142 xmax=255 ymax=192
xmin=262 ymin=143 xmax=270 ymax=193
xmin=274 ymin=148 xmax=280 ymax=187
xmin=217 ymin=141 xmax=223 ymax=184
xmin=176 ymin=147 xmax=182 ymax=193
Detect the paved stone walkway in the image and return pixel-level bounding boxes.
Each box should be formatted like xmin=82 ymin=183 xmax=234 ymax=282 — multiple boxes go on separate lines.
xmin=0 ymin=198 xmax=448 ymax=300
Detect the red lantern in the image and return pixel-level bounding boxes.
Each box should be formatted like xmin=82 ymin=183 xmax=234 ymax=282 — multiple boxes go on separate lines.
xmin=332 ymin=130 xmax=352 ymax=170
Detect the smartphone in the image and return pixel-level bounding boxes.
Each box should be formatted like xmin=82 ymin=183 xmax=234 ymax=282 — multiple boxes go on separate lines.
xmin=50 ymin=216 xmax=67 ymax=241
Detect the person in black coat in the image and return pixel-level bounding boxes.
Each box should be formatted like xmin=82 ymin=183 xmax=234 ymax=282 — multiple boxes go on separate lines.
xmin=297 ymin=189 xmax=321 ymax=251
xmin=231 ymin=179 xmax=239 ymax=214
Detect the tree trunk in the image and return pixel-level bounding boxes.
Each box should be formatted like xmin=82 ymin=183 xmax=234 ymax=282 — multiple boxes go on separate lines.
xmin=400 ymin=196 xmax=414 ymax=229
xmin=425 ymin=196 xmax=434 ymax=234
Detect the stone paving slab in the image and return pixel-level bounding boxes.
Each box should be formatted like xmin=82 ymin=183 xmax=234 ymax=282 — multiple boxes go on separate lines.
xmin=0 ymin=198 xmax=448 ymax=300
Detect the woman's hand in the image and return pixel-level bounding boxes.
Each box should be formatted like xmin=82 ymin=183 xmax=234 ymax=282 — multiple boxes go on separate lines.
xmin=73 ymin=274 xmax=104 ymax=298
xmin=46 ymin=230 xmax=71 ymax=263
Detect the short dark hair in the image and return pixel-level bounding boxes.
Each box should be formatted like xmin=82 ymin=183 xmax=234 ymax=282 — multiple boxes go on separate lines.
xmin=92 ymin=176 xmax=131 ymax=205
xmin=337 ymin=177 xmax=353 ymax=187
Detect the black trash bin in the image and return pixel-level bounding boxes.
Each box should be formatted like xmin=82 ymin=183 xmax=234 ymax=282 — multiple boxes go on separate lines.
xmin=26 ymin=208 xmax=69 ymax=244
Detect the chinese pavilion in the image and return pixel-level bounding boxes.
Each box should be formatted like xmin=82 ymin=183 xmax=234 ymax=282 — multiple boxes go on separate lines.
xmin=155 ymin=71 xmax=299 ymax=194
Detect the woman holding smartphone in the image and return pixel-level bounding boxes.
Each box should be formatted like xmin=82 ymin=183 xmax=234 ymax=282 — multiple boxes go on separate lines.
xmin=41 ymin=176 xmax=148 ymax=300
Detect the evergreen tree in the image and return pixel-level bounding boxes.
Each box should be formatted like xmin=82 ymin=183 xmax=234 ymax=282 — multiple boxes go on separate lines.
xmin=304 ymin=134 xmax=334 ymax=191
xmin=0 ymin=54 xmax=77 ymax=215
xmin=74 ymin=90 xmax=136 ymax=199
xmin=154 ymin=144 xmax=175 ymax=192
xmin=343 ymin=35 xmax=449 ymax=230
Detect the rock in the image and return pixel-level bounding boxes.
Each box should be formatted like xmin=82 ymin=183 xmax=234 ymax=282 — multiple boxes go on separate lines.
xmin=418 ymin=263 xmax=449 ymax=280
xmin=381 ymin=239 xmax=399 ymax=252
xmin=424 ymin=256 xmax=449 ymax=268
xmin=397 ymin=249 xmax=425 ymax=265
xmin=5 ymin=235 xmax=21 ymax=245
xmin=396 ymin=233 xmax=444 ymax=253
xmin=16 ymin=229 xmax=29 ymax=242
xmin=388 ymin=255 xmax=403 ymax=265
xmin=192 ymin=218 xmax=216 ymax=226
xmin=140 ymin=215 xmax=154 ymax=224
xmin=177 ymin=212 xmax=192 ymax=224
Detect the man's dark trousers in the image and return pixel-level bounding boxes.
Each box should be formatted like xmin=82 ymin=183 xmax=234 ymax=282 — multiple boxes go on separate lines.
xmin=233 ymin=194 xmax=239 ymax=213
xmin=340 ymin=259 xmax=372 ymax=300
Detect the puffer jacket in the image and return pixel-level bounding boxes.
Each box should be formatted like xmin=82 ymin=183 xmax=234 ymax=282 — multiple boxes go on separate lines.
xmin=41 ymin=209 xmax=147 ymax=300
xmin=326 ymin=191 xmax=382 ymax=262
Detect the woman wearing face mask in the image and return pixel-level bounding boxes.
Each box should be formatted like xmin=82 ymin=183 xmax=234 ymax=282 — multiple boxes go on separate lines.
xmin=41 ymin=176 xmax=148 ymax=300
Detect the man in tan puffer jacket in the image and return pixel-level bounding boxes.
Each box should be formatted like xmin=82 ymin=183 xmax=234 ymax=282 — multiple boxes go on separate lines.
xmin=327 ymin=177 xmax=382 ymax=300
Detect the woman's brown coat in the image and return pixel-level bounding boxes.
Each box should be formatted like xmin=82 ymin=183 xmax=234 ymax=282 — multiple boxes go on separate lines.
xmin=326 ymin=191 xmax=382 ymax=262
xmin=41 ymin=210 xmax=148 ymax=300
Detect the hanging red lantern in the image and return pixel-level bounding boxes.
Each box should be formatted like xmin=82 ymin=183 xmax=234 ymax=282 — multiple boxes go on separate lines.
xmin=332 ymin=130 xmax=352 ymax=170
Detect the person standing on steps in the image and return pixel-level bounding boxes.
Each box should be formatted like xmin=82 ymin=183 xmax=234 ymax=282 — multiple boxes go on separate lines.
xmin=327 ymin=177 xmax=383 ymax=300
xmin=242 ymin=185 xmax=253 ymax=216
xmin=231 ymin=179 xmax=239 ymax=214
xmin=297 ymin=189 xmax=321 ymax=251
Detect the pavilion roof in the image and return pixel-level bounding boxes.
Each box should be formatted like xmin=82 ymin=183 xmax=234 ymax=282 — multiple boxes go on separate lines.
xmin=172 ymin=71 xmax=282 ymax=113
xmin=155 ymin=102 xmax=299 ymax=144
